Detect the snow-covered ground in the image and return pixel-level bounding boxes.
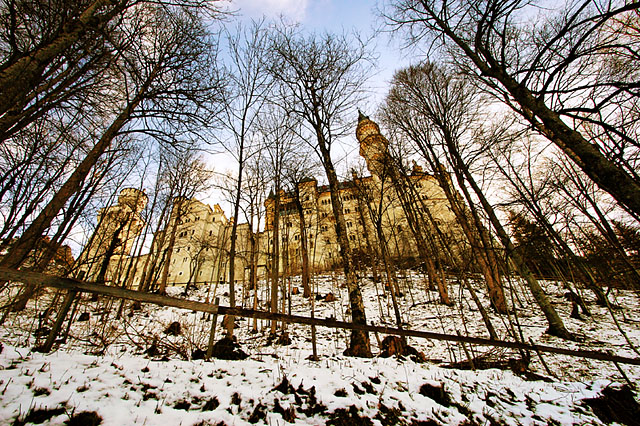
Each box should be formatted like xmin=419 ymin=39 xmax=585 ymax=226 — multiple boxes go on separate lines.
xmin=1 ymin=271 xmax=639 ymax=425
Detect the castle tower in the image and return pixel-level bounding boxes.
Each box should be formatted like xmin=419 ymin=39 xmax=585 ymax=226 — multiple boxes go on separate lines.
xmin=76 ymin=188 xmax=147 ymax=281
xmin=355 ymin=111 xmax=391 ymax=179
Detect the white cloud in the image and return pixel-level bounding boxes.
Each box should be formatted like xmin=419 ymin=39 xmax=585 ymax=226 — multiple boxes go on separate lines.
xmin=232 ymin=0 xmax=310 ymax=21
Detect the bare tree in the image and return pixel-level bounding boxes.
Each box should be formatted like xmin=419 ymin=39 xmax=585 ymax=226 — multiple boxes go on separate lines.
xmin=257 ymin=105 xmax=299 ymax=335
xmin=240 ymin=152 xmax=269 ymax=331
xmin=357 ymin=112 xmax=452 ymax=306
xmin=382 ymin=63 xmax=508 ymax=315
xmin=384 ymin=61 xmax=574 ymax=339
xmin=0 ymin=0 xmax=223 ymax=144
xmin=267 ymin=25 xmax=374 ymax=357
xmin=216 ymin=20 xmax=272 ymax=337
xmin=282 ymin=148 xmax=321 ymax=299
xmin=0 ymin=4 xmax=224 ymax=275
xmin=156 ymin=149 xmax=213 ymax=295
xmin=382 ymin=0 xmax=640 ymax=219
xmin=480 ymin=128 xmax=611 ymax=304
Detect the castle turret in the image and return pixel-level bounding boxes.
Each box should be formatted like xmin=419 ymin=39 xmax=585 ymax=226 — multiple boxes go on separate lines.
xmin=355 ymin=111 xmax=390 ymax=179
xmin=75 ymin=188 xmax=147 ymax=282
xmin=118 ymin=188 xmax=148 ymax=213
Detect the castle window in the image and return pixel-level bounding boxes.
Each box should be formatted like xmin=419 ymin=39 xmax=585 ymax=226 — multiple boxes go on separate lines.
xmin=397 ymin=225 xmax=403 ymax=232
xmin=294 ymin=234 xmax=299 ymax=241
xmin=179 ymin=271 xmax=183 ymax=276
xmin=177 ymin=248 xmax=180 ymax=252
xmin=344 ymin=208 xmax=351 ymax=214
xmin=321 ymin=225 xmax=328 ymax=232
xmin=346 ymin=221 xmax=353 ymax=228
xmin=349 ymin=235 xmax=356 ymax=241
xmin=183 ymin=257 xmax=187 ymax=262
xmin=327 ymin=252 xmax=332 ymax=258
xmin=209 ymin=230 xmax=212 ymax=236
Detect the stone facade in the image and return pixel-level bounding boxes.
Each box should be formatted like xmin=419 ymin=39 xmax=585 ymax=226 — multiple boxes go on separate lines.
xmin=79 ymin=116 xmax=463 ymax=288
xmin=262 ymin=113 xmax=462 ymax=274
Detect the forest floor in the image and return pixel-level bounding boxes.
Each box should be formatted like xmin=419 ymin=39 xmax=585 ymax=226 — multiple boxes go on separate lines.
xmin=0 ymin=271 xmax=639 ymax=425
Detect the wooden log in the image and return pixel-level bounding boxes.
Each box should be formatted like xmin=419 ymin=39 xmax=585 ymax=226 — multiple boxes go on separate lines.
xmin=2 ymin=267 xmax=639 ymax=366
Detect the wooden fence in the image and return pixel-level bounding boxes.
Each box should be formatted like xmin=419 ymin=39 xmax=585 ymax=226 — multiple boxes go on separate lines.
xmin=1 ymin=267 xmax=639 ymax=369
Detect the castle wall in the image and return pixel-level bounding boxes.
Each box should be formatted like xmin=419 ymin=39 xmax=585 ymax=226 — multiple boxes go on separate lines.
xmin=78 ymin=118 xmax=466 ymax=290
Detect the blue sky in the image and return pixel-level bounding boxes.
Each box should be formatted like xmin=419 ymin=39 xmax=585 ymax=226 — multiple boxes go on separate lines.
xmin=233 ymin=0 xmax=374 ymax=32
xmin=229 ymin=0 xmax=414 ymax=109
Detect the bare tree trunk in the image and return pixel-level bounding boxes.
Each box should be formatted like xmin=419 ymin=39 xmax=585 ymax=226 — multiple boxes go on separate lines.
xmin=0 ymin=0 xmax=123 ymax=119
xmin=158 ymin=206 xmax=180 ymax=295
xmin=270 ymin=187 xmax=281 ymax=335
xmin=292 ymin=188 xmax=311 ymax=298
xmin=317 ymin=136 xmax=372 ymax=357
xmin=428 ymin=159 xmax=506 ymax=313
xmin=448 ymin=148 xmax=573 ymax=339
xmin=0 ymin=83 xmax=148 ymax=271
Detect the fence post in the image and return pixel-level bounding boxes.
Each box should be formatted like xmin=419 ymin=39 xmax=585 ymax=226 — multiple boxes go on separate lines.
xmin=609 ymin=350 xmax=636 ymax=389
xmin=39 ymin=290 xmax=78 ymax=353
xmin=206 ymin=297 xmax=220 ymax=360
xmin=457 ymin=330 xmax=475 ymax=370
xmin=529 ymin=338 xmax=556 ymax=378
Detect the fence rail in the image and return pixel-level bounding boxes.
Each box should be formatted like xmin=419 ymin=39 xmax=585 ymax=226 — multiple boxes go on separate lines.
xmin=1 ymin=267 xmax=639 ymax=366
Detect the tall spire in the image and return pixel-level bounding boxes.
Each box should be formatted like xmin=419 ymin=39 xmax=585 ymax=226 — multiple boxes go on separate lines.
xmin=358 ymin=109 xmax=369 ymax=122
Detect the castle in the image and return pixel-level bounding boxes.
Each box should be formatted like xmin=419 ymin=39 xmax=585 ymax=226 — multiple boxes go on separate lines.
xmin=76 ymin=115 xmax=462 ymax=289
